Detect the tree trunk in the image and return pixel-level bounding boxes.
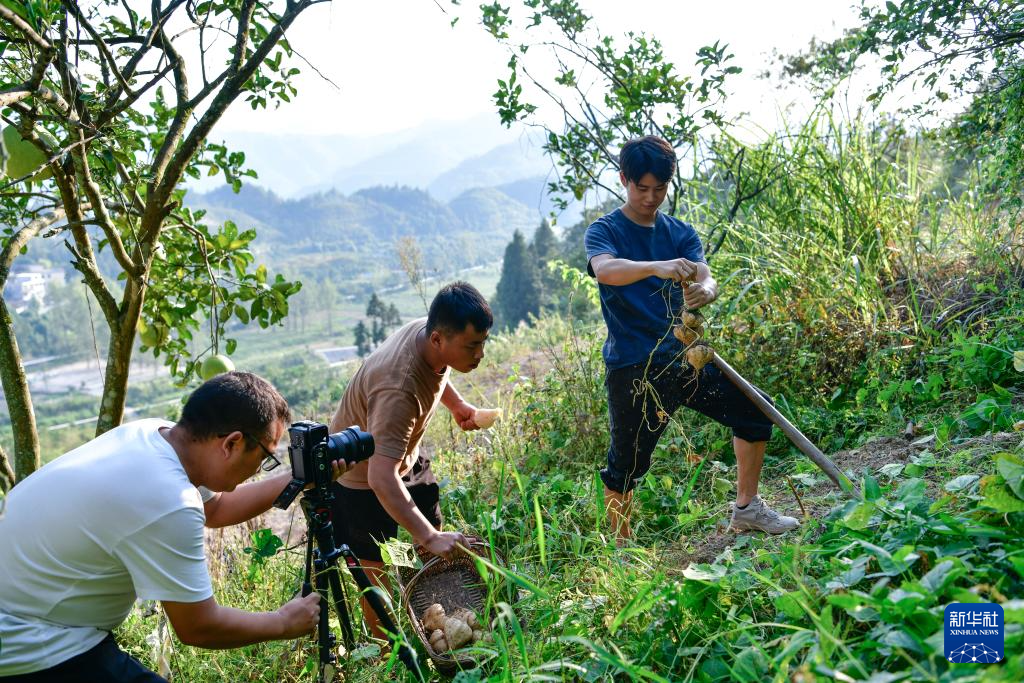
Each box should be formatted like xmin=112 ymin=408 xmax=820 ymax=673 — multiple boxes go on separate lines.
xmin=0 ymin=443 xmax=13 ymax=492
xmin=0 ymin=298 xmax=39 ymax=483
xmin=95 ymin=278 xmax=145 ymax=436
xmin=0 ymin=210 xmax=60 ymax=482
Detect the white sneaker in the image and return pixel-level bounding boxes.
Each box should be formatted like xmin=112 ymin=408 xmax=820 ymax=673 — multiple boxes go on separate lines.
xmin=730 ymin=495 xmax=800 ymax=534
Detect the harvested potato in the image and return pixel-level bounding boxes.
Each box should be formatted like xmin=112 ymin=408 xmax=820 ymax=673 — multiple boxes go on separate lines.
xmin=686 ymin=344 xmax=714 ymax=371
xmin=421 ymin=603 xmax=446 ymax=633
xmin=473 ymin=407 xmax=501 ymax=428
xmin=451 ymin=607 xmax=480 ymax=630
xmin=472 ymin=628 xmax=483 ymax=642
xmin=428 ymin=628 xmax=448 ymax=652
xmin=681 ymin=310 xmax=705 ymax=330
xmin=444 ymin=616 xmax=473 ymax=649
xmin=673 ymin=325 xmax=700 ymax=345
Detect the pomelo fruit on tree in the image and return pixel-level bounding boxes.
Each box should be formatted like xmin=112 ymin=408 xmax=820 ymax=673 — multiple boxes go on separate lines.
xmin=199 ymin=354 xmax=235 ymax=380
xmin=1 ymin=125 xmax=56 ymax=181
xmin=138 ymin=322 xmax=169 ymax=348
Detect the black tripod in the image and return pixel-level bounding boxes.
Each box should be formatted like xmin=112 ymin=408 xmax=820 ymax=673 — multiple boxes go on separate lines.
xmin=297 ymin=489 xmax=426 ymax=682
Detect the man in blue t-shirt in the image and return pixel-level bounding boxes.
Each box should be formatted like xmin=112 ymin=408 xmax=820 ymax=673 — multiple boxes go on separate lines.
xmin=585 ymin=135 xmax=799 ymax=544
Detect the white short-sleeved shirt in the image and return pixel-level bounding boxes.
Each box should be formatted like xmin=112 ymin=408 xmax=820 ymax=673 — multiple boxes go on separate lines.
xmin=0 ymin=419 xmax=214 ymax=675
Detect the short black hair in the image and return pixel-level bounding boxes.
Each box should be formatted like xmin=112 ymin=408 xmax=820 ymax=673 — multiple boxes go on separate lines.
xmin=178 ymin=371 xmax=290 ymax=444
xmin=426 ymin=281 xmax=493 ymax=336
xmin=619 ymin=136 xmax=676 ymax=184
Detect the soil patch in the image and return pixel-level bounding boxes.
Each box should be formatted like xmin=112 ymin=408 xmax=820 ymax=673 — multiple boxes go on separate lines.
xmin=660 ymin=526 xmax=736 ymax=571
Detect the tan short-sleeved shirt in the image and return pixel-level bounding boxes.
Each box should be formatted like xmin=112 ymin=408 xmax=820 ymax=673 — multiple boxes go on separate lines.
xmin=331 ymin=318 xmax=449 ymax=489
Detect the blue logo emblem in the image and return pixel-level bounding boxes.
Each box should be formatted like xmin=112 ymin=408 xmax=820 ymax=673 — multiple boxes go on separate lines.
xmin=944 ymin=603 xmax=1004 ymax=663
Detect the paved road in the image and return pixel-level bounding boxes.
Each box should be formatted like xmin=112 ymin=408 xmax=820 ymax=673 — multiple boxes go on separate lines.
xmin=26 ymin=357 xmax=168 ymax=396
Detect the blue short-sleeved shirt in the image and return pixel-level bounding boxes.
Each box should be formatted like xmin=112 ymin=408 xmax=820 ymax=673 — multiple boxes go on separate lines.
xmin=585 ymin=208 xmax=706 ymax=369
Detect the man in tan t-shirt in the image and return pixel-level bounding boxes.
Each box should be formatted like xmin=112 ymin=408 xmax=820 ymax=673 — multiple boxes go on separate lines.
xmin=328 ymin=281 xmax=491 ymax=639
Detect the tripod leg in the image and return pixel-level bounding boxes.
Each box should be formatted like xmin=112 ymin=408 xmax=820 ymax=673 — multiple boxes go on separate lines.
xmin=342 ymin=553 xmax=426 ymax=683
xmin=324 ymin=557 xmax=356 ymax=650
xmin=312 ymin=551 xmax=336 ymax=668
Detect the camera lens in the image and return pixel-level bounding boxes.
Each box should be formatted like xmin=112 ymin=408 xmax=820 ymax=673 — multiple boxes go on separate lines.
xmin=325 ymin=426 xmax=374 ymax=463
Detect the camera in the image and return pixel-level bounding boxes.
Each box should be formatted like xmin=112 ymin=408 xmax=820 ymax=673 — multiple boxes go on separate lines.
xmin=273 ymin=420 xmax=374 ymax=509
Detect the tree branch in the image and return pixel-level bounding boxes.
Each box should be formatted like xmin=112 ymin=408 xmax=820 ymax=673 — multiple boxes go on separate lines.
xmin=0 ymin=4 xmax=51 ymax=50
xmin=70 ymin=128 xmax=139 ymax=275
xmin=64 ymin=238 xmax=119 ymax=325
xmin=63 ymin=1 xmax=138 ymax=97
xmin=0 ymin=209 xmax=66 ymax=288
xmin=146 ymin=0 xmax=193 ymax=199
xmin=152 ymin=0 xmax=320 ymax=233
xmin=96 ymin=0 xmax=187 ymax=121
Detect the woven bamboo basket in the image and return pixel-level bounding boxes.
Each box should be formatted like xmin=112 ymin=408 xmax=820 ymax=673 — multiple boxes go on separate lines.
xmin=398 ymin=536 xmax=500 ymax=677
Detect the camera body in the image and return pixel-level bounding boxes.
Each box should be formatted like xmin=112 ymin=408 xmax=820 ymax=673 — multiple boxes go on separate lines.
xmin=273 ymin=420 xmax=374 ymax=509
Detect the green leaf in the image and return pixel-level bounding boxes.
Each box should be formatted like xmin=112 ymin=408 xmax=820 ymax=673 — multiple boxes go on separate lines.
xmin=944 ymin=474 xmax=979 ymax=492
xmin=609 ymin=580 xmax=658 ymax=635
xmin=378 ymin=538 xmax=416 ymax=568
xmin=774 ymin=591 xmax=806 ymax=620
xmin=843 ymin=501 xmax=875 ymax=530
xmin=681 ymin=564 xmax=727 ymax=582
xmin=243 ymin=528 xmax=282 ymax=563
xmin=1004 ymin=600 xmax=1024 ymax=624
xmin=995 ymin=452 xmax=1024 ymax=498
xmin=980 ymin=475 xmax=1024 ymax=513
xmin=864 ymin=474 xmax=882 ymax=501
xmin=350 ymin=643 xmax=380 ymax=662
xmin=920 ymin=560 xmax=959 ymax=593
xmin=879 ymin=627 xmax=924 ymax=653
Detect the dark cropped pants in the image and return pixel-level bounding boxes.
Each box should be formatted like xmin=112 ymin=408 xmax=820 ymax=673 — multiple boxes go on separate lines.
xmin=601 ymin=357 xmax=774 ymax=493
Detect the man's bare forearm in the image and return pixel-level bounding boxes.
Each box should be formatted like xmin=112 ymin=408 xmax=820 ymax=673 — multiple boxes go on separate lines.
xmin=440 ymin=382 xmax=463 ymax=411
xmin=203 ymin=472 xmax=292 ymax=528
xmin=169 ymin=602 xmax=286 ymax=649
xmin=593 ymin=258 xmax=660 ymax=286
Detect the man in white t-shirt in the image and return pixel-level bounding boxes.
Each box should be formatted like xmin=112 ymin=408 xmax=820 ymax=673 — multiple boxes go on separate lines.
xmin=0 ymin=372 xmax=349 ymax=682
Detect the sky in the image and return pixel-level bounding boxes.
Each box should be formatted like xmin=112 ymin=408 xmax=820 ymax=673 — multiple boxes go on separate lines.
xmin=218 ymin=0 xmax=865 ymax=138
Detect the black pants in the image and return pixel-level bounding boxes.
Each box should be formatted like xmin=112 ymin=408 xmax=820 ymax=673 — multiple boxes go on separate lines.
xmin=601 ymin=357 xmax=774 ymax=493
xmin=1 ymin=633 xmax=166 ymax=682
xmin=329 ymin=455 xmax=442 ymax=562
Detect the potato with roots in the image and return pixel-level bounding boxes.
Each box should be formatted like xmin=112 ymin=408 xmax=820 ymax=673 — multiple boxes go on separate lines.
xmin=673 ymin=325 xmax=700 ymax=346
xmin=681 ymin=310 xmax=705 ymax=330
xmin=686 ymin=344 xmax=714 ymax=371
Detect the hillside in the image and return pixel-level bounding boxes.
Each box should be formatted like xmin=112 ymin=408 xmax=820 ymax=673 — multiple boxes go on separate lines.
xmin=187 ymin=182 xmax=542 ymax=273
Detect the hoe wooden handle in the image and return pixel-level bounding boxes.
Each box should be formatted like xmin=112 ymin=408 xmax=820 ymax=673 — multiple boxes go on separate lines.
xmin=711 ymin=351 xmax=860 ymax=497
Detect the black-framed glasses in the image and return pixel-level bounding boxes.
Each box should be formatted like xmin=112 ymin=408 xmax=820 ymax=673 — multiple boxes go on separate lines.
xmin=220 ymin=431 xmax=281 ymax=471
xmin=248 ymin=434 xmax=282 ymax=472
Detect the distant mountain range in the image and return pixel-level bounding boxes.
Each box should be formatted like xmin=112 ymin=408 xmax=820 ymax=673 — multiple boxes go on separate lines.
xmin=194 ymin=115 xmax=553 ymax=198
xmin=186 ymin=181 xmax=547 ymax=275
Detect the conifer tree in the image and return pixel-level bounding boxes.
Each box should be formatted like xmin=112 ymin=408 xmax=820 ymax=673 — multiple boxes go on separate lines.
xmin=354 ymin=321 xmax=371 ymax=358
xmin=494 ymin=230 xmax=541 ymax=329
